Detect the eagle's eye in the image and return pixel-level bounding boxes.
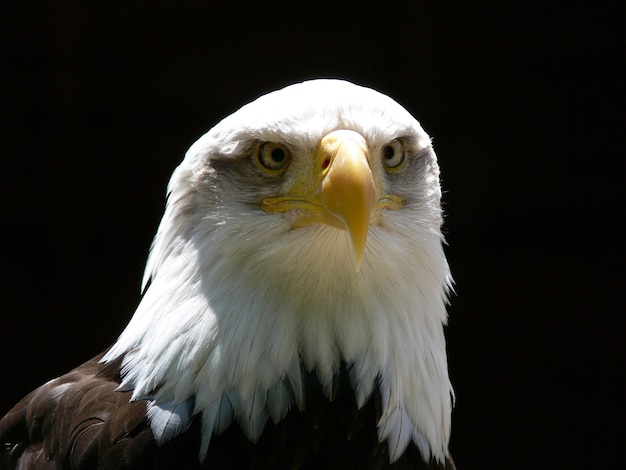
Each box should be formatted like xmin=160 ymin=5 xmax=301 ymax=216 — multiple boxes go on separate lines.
xmin=382 ymin=139 xmax=405 ymax=170
xmin=257 ymin=142 xmax=292 ymax=173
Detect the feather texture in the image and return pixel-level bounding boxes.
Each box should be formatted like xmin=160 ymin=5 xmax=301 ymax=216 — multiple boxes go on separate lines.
xmin=146 ymin=399 xmax=194 ymax=445
xmin=0 ymin=355 xmax=455 ymax=468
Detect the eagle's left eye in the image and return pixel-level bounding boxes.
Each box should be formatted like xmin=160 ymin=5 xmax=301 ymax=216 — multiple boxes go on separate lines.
xmin=382 ymin=139 xmax=405 ymax=170
xmin=257 ymin=142 xmax=292 ymax=173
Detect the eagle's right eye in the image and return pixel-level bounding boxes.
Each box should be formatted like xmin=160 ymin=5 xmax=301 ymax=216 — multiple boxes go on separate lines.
xmin=257 ymin=142 xmax=292 ymax=173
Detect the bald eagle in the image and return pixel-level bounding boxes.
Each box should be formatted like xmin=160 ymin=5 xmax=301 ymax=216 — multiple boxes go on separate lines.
xmin=1 ymin=80 xmax=455 ymax=469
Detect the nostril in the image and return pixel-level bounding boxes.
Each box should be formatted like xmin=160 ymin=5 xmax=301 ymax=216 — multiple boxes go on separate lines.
xmin=321 ymin=156 xmax=331 ymax=171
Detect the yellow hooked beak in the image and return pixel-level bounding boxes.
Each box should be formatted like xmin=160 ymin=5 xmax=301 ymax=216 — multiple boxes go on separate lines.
xmin=262 ymin=130 xmax=401 ymax=269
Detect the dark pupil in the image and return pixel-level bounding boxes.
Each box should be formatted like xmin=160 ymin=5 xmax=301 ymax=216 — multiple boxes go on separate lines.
xmin=383 ymin=146 xmax=395 ymax=160
xmin=271 ymin=148 xmax=285 ymax=162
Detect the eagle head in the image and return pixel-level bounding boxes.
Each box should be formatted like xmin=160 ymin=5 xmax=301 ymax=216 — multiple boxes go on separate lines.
xmin=103 ymin=79 xmax=453 ymax=464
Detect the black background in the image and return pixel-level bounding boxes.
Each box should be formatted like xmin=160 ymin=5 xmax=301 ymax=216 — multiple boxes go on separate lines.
xmin=1 ymin=1 xmax=623 ymax=468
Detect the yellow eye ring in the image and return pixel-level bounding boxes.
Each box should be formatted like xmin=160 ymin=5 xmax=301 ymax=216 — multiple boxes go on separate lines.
xmin=382 ymin=139 xmax=405 ymax=171
xmin=257 ymin=142 xmax=292 ymax=173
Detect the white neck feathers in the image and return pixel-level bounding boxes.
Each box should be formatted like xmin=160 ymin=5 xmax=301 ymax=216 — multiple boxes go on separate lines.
xmin=103 ymin=197 xmax=453 ymax=462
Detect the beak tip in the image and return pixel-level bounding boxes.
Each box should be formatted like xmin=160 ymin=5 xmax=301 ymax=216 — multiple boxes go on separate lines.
xmin=349 ymin=231 xmax=367 ymax=272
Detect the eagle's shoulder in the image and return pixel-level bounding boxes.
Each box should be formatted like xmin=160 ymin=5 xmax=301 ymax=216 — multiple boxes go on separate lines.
xmin=0 ymin=352 xmax=157 ymax=469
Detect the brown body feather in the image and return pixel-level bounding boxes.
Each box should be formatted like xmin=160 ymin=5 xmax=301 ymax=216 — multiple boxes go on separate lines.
xmin=1 ymin=352 xmax=455 ymax=469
